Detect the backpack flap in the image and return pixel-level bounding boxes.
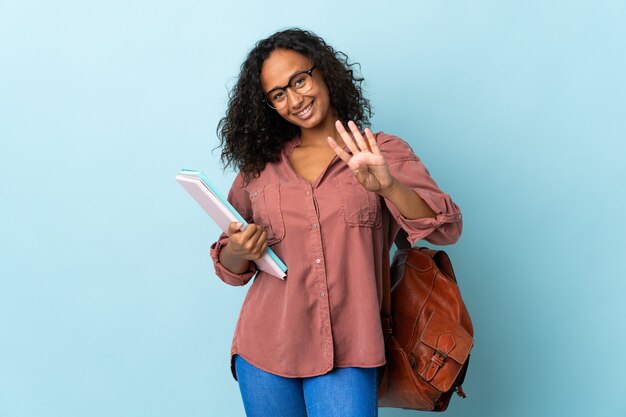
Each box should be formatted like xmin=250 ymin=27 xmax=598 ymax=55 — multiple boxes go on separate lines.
xmin=418 ymin=311 xmax=474 ymax=392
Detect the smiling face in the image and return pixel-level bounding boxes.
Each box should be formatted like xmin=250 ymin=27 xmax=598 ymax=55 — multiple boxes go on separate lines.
xmin=260 ymin=49 xmax=335 ymax=132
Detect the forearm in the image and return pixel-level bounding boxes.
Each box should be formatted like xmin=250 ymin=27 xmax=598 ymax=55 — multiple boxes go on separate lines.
xmin=378 ymin=176 xmax=437 ymax=220
xmin=218 ymin=243 xmax=252 ymax=274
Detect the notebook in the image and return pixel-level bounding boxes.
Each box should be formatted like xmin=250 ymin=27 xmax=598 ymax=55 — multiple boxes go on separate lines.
xmin=175 ymin=169 xmax=287 ymax=279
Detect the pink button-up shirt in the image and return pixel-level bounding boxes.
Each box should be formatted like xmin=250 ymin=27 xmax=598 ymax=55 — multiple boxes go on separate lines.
xmin=210 ymin=131 xmax=462 ymax=379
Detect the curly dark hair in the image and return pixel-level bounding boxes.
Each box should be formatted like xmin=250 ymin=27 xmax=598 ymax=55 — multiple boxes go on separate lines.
xmin=216 ymin=28 xmax=372 ymax=182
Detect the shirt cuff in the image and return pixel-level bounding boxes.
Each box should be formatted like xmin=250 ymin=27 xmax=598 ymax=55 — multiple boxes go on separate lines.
xmin=385 ymin=188 xmax=463 ymax=245
xmin=210 ymin=238 xmax=257 ymax=286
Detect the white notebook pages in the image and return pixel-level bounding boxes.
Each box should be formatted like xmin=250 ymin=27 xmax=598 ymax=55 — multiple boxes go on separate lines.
xmin=176 ymin=169 xmax=287 ymax=279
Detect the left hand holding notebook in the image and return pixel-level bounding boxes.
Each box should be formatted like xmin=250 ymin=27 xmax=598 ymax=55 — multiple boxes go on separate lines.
xmin=218 ymin=221 xmax=269 ymax=273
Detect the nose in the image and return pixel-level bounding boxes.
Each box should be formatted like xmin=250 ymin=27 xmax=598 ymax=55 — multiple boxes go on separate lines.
xmin=286 ymin=88 xmax=304 ymax=109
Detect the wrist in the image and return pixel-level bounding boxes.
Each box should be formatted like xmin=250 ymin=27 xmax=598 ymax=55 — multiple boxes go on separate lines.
xmin=377 ymin=176 xmax=398 ymax=199
xmin=219 ymin=241 xmax=251 ymax=274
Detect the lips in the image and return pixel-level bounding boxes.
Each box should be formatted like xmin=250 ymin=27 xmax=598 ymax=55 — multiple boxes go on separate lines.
xmin=293 ymin=100 xmax=314 ymax=119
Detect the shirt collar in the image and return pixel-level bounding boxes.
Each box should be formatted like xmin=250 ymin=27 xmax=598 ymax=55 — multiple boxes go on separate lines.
xmin=282 ymin=134 xmax=302 ymax=158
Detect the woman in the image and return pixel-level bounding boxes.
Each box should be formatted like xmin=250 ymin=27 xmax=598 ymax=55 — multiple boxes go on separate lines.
xmin=210 ymin=28 xmax=462 ymax=417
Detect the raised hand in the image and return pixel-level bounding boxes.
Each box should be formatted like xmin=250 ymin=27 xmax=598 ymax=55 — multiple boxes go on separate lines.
xmin=327 ymin=120 xmax=394 ymax=195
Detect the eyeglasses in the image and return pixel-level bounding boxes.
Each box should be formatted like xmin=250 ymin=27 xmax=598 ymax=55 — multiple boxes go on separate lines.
xmin=263 ymin=65 xmax=316 ymax=109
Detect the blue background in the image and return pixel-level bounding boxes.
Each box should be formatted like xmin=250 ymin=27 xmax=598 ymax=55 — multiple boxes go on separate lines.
xmin=1 ymin=1 xmax=625 ymax=416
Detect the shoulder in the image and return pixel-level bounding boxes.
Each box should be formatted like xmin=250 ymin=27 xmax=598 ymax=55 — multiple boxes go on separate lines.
xmin=229 ymin=171 xmax=247 ymax=191
xmin=228 ymin=170 xmax=263 ymax=196
xmin=234 ymin=167 xmax=272 ymax=193
xmin=375 ymin=131 xmax=421 ymax=164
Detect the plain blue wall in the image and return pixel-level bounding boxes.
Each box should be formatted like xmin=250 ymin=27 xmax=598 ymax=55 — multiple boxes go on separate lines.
xmin=1 ymin=1 xmax=625 ymax=416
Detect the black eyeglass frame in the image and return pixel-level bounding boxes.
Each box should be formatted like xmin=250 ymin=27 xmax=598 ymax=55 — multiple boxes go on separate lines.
xmin=263 ymin=65 xmax=317 ymax=109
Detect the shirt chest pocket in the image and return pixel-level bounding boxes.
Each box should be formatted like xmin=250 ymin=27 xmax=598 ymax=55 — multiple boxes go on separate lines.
xmin=335 ymin=176 xmax=382 ymax=228
xmin=249 ymin=183 xmax=286 ymax=245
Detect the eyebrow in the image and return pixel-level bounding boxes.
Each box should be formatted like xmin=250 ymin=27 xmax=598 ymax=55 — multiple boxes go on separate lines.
xmin=266 ymin=67 xmax=311 ymax=94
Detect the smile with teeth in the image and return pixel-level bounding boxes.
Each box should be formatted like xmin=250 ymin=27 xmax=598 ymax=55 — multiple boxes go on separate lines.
xmin=295 ymin=101 xmax=314 ymax=118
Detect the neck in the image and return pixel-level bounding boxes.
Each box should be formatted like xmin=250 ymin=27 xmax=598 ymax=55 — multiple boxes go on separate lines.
xmin=299 ymin=113 xmax=341 ymax=147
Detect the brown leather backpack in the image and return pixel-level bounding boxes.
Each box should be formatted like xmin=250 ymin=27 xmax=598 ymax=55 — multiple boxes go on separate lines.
xmin=378 ymin=227 xmax=474 ymax=411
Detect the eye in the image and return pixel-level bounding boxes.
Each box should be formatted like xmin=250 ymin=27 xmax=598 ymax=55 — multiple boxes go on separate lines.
xmin=272 ymin=90 xmax=285 ymax=101
xmin=293 ymin=76 xmax=306 ymax=88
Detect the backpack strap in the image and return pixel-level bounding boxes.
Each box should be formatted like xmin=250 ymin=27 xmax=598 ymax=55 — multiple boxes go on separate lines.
xmin=394 ymin=228 xmax=411 ymax=250
xmin=381 ymin=219 xmax=411 ymax=337
xmin=380 ymin=207 xmax=393 ymax=336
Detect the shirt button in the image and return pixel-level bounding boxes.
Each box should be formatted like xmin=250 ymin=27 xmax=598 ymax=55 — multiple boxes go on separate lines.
xmin=320 ymin=291 xmax=326 ymax=298
xmin=312 ymin=223 xmax=318 ymax=229
xmin=306 ymin=190 xmax=311 ymax=196
xmin=315 ymin=258 xmax=321 ymax=264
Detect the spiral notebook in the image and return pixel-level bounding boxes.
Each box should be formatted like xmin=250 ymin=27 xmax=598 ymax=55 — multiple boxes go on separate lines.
xmin=175 ymin=169 xmax=287 ymax=279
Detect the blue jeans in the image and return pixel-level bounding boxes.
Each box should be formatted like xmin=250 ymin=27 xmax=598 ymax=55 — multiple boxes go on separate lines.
xmin=233 ymin=354 xmax=379 ymax=417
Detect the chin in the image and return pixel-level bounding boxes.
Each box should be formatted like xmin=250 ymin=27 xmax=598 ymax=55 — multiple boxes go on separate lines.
xmin=293 ymin=116 xmax=320 ymax=129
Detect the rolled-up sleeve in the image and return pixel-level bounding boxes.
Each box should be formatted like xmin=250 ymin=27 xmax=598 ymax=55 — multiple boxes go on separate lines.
xmin=379 ymin=132 xmax=463 ymax=246
xmin=209 ymin=173 xmax=258 ymax=286
xmin=210 ymin=236 xmax=257 ymax=286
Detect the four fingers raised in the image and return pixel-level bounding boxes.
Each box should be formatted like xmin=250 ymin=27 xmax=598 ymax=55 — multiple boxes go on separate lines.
xmin=331 ymin=120 xmax=380 ymax=157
